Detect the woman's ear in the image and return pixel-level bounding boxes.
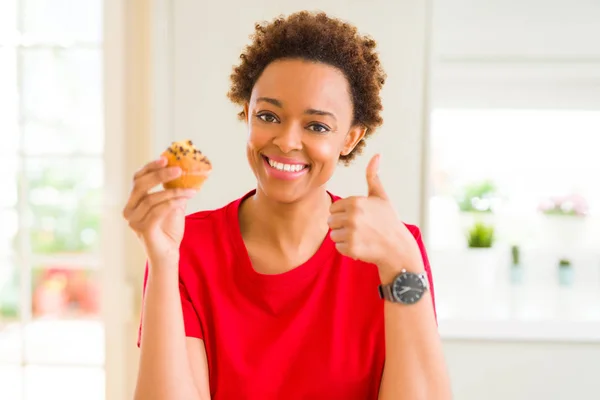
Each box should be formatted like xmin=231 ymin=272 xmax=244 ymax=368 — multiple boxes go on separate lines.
xmin=243 ymin=103 xmax=250 ymax=124
xmin=341 ymin=125 xmax=367 ymax=156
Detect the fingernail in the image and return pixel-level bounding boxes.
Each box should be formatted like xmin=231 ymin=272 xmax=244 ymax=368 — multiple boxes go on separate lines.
xmin=170 ymin=167 xmax=182 ymax=175
xmin=184 ymin=189 xmax=197 ymax=196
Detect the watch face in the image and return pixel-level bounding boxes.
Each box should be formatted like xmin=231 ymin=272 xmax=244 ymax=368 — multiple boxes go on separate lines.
xmin=391 ymin=272 xmax=426 ymax=304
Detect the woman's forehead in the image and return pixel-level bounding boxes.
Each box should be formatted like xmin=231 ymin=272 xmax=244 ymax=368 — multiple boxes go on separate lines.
xmin=250 ymin=59 xmax=352 ymax=113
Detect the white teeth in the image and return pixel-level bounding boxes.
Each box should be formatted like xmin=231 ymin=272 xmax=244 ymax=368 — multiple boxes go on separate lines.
xmin=267 ymin=158 xmax=306 ymax=172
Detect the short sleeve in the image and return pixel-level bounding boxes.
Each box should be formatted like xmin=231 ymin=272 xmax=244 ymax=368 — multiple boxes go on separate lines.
xmin=408 ymin=226 xmax=437 ymax=322
xmin=137 ymin=262 xmax=204 ymax=348
xmin=178 ymin=279 xmax=204 ymax=339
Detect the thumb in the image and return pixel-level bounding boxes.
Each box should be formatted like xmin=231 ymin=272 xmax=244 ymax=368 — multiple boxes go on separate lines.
xmin=366 ymin=154 xmax=387 ymax=199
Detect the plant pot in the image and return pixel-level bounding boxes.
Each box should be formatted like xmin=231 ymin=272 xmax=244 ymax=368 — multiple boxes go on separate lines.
xmin=510 ymin=263 xmax=524 ymax=285
xmin=540 ymin=215 xmax=587 ymax=250
xmin=558 ymin=266 xmax=574 ymax=286
xmin=464 ymin=247 xmax=500 ymax=288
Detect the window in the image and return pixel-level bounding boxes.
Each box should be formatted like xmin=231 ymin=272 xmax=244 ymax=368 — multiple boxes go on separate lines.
xmin=428 ymin=109 xmax=600 ymax=324
xmin=0 ymin=1 xmax=105 ymax=398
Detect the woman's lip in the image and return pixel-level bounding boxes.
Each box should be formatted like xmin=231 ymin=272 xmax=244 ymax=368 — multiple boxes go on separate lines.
xmin=262 ymin=156 xmax=309 ymax=180
xmin=262 ymin=154 xmax=309 ymax=166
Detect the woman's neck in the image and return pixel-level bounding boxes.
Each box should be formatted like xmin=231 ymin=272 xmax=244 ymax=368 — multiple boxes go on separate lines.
xmin=239 ymin=187 xmax=332 ymax=254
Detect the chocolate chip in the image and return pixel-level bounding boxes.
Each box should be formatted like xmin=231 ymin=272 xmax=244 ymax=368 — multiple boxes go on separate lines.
xmin=187 ymin=140 xmax=193 ymax=146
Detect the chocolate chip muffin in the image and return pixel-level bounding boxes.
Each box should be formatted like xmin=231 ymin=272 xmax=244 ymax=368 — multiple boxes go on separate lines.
xmin=161 ymin=140 xmax=212 ymax=190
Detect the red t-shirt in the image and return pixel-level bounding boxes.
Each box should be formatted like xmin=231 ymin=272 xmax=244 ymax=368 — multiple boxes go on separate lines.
xmin=138 ymin=190 xmax=436 ymax=400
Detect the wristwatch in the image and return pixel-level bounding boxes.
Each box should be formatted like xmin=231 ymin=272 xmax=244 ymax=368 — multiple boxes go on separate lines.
xmin=378 ymin=269 xmax=428 ymax=305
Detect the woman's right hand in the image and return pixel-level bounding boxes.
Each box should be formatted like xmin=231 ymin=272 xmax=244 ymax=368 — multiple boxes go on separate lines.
xmin=122 ymin=157 xmax=198 ymax=265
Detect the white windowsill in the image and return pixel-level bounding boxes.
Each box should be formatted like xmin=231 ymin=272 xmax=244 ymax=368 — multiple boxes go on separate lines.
xmin=428 ymin=245 xmax=600 ymax=342
xmin=438 ymin=318 xmax=600 ymax=343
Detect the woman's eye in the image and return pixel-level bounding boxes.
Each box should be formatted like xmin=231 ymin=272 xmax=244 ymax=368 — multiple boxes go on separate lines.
xmin=308 ymin=124 xmax=329 ymax=133
xmin=257 ymin=113 xmax=278 ymax=123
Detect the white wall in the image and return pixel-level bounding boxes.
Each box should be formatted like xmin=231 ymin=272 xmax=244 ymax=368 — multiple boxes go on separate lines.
xmin=445 ymin=340 xmax=600 ymax=400
xmin=432 ymin=0 xmax=600 ymax=109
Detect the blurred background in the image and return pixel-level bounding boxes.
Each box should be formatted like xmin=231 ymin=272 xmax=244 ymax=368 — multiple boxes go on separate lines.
xmin=0 ymin=0 xmax=598 ymax=399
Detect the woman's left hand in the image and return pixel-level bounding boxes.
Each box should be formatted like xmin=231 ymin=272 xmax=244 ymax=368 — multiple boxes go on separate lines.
xmin=328 ymin=154 xmax=423 ymax=279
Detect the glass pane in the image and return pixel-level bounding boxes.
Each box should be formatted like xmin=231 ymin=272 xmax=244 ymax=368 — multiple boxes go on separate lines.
xmin=31 ymin=266 xmax=101 ymax=319
xmin=21 ymin=0 xmax=103 ymax=44
xmin=428 ymin=109 xmax=600 ymax=251
xmin=25 ymin=365 xmax=104 ymax=400
xmin=0 ymin=1 xmax=17 ymax=43
xmin=21 ymin=48 xmax=103 ymax=155
xmin=22 ymin=120 xmax=104 ymax=156
xmin=0 ymin=156 xmax=19 ymax=208
xmin=0 ymin=365 xmax=22 ymax=399
xmin=0 ymin=48 xmax=19 ymax=154
xmin=0 ymin=258 xmax=22 ymax=363
xmin=26 ymin=265 xmax=103 ymax=365
xmin=0 ymin=209 xmax=19 ymax=258
xmin=25 ymin=157 xmax=103 ymax=255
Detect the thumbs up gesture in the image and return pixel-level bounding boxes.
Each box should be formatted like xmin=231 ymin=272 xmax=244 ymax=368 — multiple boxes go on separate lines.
xmin=328 ymin=154 xmax=423 ymax=277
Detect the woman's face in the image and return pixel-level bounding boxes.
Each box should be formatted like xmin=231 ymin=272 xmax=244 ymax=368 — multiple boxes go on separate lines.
xmin=244 ymin=58 xmax=365 ymax=204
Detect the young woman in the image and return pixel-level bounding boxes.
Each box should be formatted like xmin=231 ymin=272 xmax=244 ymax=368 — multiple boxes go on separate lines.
xmin=125 ymin=11 xmax=452 ymax=400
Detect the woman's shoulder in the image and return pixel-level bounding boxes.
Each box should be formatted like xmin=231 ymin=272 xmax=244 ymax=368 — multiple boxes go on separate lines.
xmin=180 ymin=190 xmax=252 ymax=250
xmin=183 ymin=199 xmax=238 ymax=236
xmin=177 ymin=196 xmax=243 ymax=275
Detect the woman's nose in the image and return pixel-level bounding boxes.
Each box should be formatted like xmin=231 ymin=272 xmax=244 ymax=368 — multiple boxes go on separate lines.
xmin=272 ymin=123 xmax=303 ymax=153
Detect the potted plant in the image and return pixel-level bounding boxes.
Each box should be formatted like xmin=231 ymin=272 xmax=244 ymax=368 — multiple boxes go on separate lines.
xmin=509 ymin=244 xmax=523 ymax=284
xmin=467 ymin=221 xmax=495 ymax=249
xmin=456 ymin=180 xmax=501 ymax=241
xmin=558 ymin=258 xmax=574 ymax=286
xmin=456 ymin=180 xmax=499 ymax=214
xmin=538 ymin=194 xmax=589 ymax=250
xmin=464 ymin=221 xmax=497 ymax=287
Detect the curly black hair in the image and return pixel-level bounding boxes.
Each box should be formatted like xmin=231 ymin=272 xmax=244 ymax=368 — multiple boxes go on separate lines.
xmin=227 ymin=11 xmax=386 ymax=164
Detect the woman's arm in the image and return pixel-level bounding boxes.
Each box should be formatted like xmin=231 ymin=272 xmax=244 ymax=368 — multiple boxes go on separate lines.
xmin=377 ymin=236 xmax=452 ymax=400
xmin=328 ymin=155 xmax=451 ymax=399
xmin=135 ymin=260 xmax=211 ymax=400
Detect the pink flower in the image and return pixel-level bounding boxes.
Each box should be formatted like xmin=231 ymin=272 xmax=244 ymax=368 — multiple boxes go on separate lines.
xmin=538 ymin=194 xmax=589 ymax=217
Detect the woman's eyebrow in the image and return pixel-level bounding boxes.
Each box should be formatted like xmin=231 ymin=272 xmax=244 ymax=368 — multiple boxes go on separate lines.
xmin=256 ymin=97 xmax=282 ymax=107
xmin=305 ymin=108 xmax=336 ymax=121
xmin=256 ymin=97 xmax=337 ymax=120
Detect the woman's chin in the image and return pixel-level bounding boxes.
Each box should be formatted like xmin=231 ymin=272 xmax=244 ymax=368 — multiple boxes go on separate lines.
xmin=257 ymin=180 xmax=313 ymax=205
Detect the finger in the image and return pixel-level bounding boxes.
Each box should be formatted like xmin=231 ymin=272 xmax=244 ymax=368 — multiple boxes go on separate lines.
xmin=130 ymin=197 xmax=189 ymax=232
xmin=133 ymin=157 xmax=167 ymax=180
xmin=124 ymin=167 xmax=183 ymax=215
xmin=127 ymin=189 xmax=197 ymax=223
xmin=334 ymin=242 xmax=353 ymax=258
xmin=145 ymin=197 xmax=188 ymax=226
xmin=329 ymin=196 xmax=364 ymax=214
xmin=329 ymin=228 xmax=349 ymax=243
xmin=135 ymin=166 xmax=183 ymax=195
xmin=327 ymin=213 xmax=350 ymax=230
xmin=366 ymin=154 xmax=388 ymax=199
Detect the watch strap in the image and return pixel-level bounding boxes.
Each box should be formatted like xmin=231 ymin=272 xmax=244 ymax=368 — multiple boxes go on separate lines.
xmin=378 ymin=284 xmax=395 ymax=301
